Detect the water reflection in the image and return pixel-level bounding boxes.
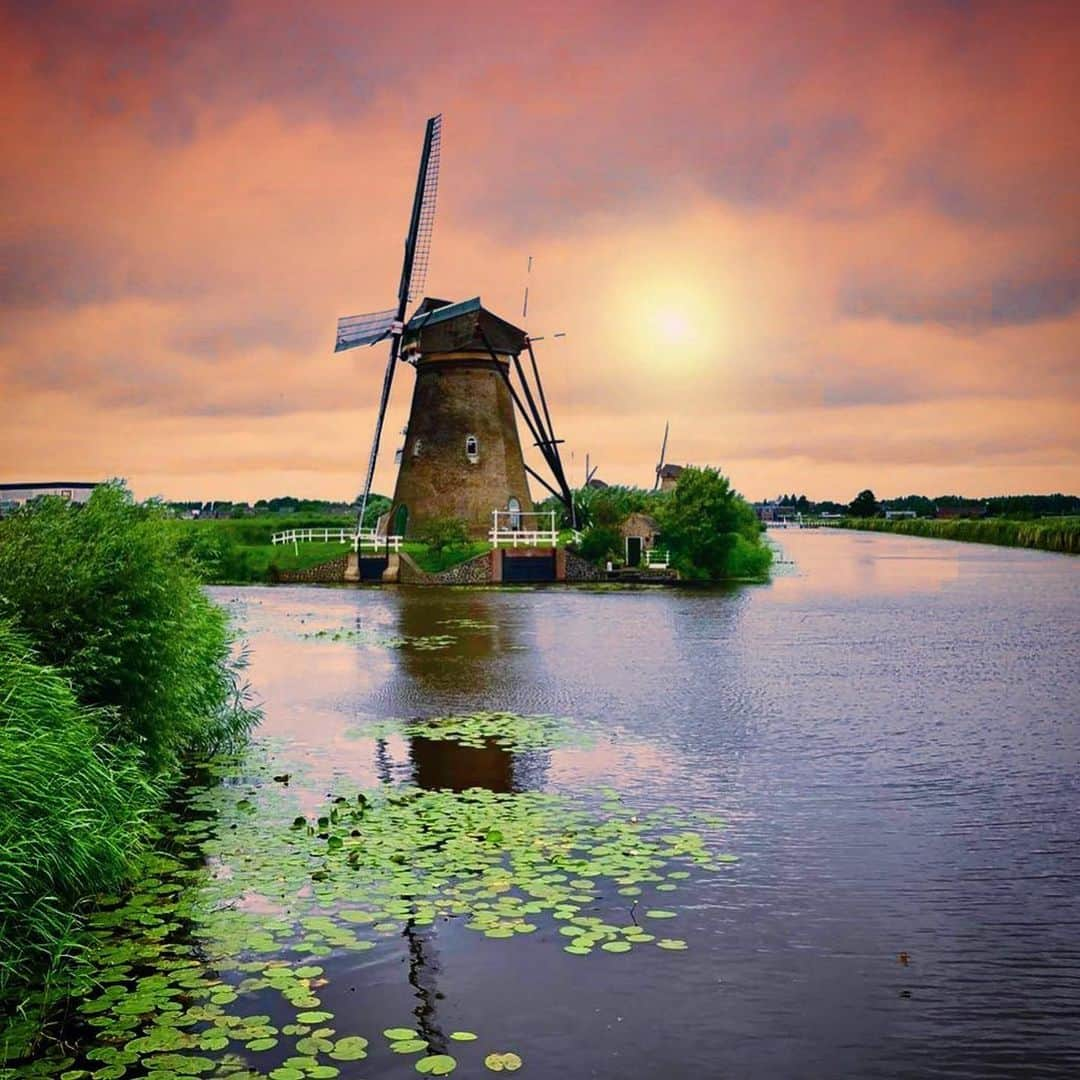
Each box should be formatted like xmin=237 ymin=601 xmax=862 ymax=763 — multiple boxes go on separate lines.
xmin=410 ymin=734 xmax=515 ymax=793
xmin=204 ymin=536 xmax=1080 ymax=1078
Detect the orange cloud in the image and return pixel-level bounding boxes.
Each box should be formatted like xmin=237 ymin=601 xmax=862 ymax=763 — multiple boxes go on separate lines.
xmin=1 ymin=0 xmax=1077 ymax=503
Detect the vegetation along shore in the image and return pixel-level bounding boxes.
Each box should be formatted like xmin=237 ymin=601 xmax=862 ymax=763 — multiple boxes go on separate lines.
xmin=173 ymin=466 xmax=773 ymax=585
xmin=840 ymin=515 xmax=1079 ymax=554
xmin=0 ymin=484 xmax=259 ymax=1041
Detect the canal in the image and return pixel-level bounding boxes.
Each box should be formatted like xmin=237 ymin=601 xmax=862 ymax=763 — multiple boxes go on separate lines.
xmin=15 ymin=529 xmax=1079 ymax=1079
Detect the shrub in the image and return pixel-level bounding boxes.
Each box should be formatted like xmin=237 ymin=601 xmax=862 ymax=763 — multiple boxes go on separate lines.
xmin=0 ymin=483 xmax=258 ymax=773
xmin=416 ymin=516 xmax=472 ymax=556
xmin=0 ymin=620 xmax=156 ymax=996
xmin=657 ymin=466 xmax=772 ymax=580
xmin=576 ymin=525 xmax=623 ymax=564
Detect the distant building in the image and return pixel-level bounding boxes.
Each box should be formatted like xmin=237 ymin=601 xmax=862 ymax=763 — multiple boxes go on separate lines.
xmin=619 ymin=512 xmax=661 ymax=567
xmin=0 ymin=482 xmax=99 ymax=511
xmin=753 ymin=500 xmax=798 ymax=523
xmin=936 ymin=504 xmax=987 ymax=520
xmin=586 ymin=477 xmax=609 ymax=490
xmin=657 ymin=463 xmax=684 ymax=492
xmin=884 ymin=509 xmax=917 ymax=520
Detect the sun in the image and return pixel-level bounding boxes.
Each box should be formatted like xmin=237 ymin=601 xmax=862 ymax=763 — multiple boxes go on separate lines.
xmin=654 ymin=308 xmax=693 ymax=344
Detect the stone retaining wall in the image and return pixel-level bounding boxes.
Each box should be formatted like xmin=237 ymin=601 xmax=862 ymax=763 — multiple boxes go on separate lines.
xmin=564 ymin=551 xmax=606 ymax=582
xmin=271 ymin=554 xmax=349 ymax=584
xmin=398 ymin=549 xmax=495 ymax=585
xmin=270 ymin=547 xmax=608 ymax=586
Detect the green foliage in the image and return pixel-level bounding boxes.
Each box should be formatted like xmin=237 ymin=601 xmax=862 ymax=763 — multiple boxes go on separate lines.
xmin=657 ymin=466 xmax=771 ymax=581
xmin=0 ymin=483 xmax=258 ymax=773
xmin=842 ymin=516 xmax=1080 ymax=554
xmin=0 ymin=620 xmax=157 ymax=997
xmin=848 ymin=489 xmax=881 ymax=518
xmin=576 ymin=525 xmax=622 ymax=564
xmin=550 ymin=485 xmax=664 ymax=531
xmin=416 ymin=516 xmax=471 ymax=555
xmin=405 ymin=518 xmax=485 ymax=572
xmin=403 ymin=540 xmax=490 ymax=574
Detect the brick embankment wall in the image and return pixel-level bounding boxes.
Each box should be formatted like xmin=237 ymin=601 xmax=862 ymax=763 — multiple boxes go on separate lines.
xmin=271 ymin=554 xmax=349 ymax=584
xmin=564 ymin=551 xmax=606 ymax=582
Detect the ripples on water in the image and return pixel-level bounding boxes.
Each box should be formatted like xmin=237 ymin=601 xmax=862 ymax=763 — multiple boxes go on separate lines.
xmin=206 ymin=532 xmax=1080 ymax=1077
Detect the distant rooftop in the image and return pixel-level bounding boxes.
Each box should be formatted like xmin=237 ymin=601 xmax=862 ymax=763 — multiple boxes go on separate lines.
xmin=0 ymin=481 xmax=98 ymax=490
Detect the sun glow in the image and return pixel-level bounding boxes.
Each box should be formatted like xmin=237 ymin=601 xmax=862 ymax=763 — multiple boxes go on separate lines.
xmin=652 ymin=308 xmax=694 ymax=345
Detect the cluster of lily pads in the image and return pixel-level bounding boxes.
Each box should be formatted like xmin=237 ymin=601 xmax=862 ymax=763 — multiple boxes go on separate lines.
xmin=4 ymin=705 xmax=736 ymax=1080
xmin=287 ymin=784 xmax=730 ymax=960
xmin=348 ymin=711 xmax=590 ymax=752
xmin=300 ymin=628 xmax=456 ymax=651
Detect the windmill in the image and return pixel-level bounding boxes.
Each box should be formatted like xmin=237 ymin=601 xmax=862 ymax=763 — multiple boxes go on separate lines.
xmin=335 ymin=116 xmax=574 ymax=541
xmin=335 ymin=114 xmax=443 ymax=536
xmin=653 ymin=421 xmax=670 ymax=491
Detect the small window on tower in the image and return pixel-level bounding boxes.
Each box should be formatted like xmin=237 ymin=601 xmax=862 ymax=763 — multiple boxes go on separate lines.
xmin=465 ymin=435 xmax=479 ymax=463
xmin=412 ymin=438 xmax=422 ymax=457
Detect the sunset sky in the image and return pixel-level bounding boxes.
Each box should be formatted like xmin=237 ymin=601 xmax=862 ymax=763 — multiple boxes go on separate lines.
xmin=2 ymin=0 xmax=1077 ymax=503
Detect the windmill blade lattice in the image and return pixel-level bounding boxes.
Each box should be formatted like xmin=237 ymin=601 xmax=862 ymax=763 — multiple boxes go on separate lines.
xmin=334 ymin=308 xmax=398 ymax=352
xmin=407 ymin=114 xmax=442 ymax=304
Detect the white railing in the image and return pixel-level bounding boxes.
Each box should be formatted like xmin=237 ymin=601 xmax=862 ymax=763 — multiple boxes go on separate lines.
xmin=272 ymin=528 xmax=352 ymax=545
xmin=354 ymin=528 xmax=403 ymax=553
xmin=489 ymin=509 xmax=558 ymax=547
xmin=271 ymin=527 xmax=402 ymax=553
xmin=645 ymin=548 xmax=670 ymax=569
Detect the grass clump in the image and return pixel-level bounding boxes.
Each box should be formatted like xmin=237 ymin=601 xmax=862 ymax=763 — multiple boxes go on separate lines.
xmin=0 ymin=483 xmax=257 ymax=772
xmin=0 ymin=483 xmax=259 ymax=1009
xmin=403 ymin=540 xmax=490 ymax=574
xmin=0 ymin=620 xmax=156 ymax=998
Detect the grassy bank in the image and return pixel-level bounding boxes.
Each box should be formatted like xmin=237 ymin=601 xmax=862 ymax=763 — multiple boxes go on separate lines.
xmin=170 ymin=514 xmax=354 ymax=583
xmin=841 ymin=516 xmax=1080 ymax=554
xmin=0 ymin=484 xmax=258 ymax=1014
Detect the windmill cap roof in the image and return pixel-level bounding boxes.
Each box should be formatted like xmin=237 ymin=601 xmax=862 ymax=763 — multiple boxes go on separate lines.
xmin=404 ymin=297 xmax=527 ymax=356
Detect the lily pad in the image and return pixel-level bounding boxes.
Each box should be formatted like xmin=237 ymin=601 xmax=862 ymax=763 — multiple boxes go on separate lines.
xmin=484 ymin=1052 xmax=523 ymax=1072
xmin=415 ymin=1055 xmax=457 ymax=1075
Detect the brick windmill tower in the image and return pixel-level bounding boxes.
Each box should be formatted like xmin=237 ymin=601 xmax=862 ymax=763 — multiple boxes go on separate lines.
xmin=335 ymin=116 xmax=573 ymax=540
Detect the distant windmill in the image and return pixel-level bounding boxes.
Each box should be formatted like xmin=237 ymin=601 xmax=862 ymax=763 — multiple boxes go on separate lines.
xmin=653 ymin=421 xmax=670 ymax=491
xmin=335 ymin=116 xmax=573 ymax=540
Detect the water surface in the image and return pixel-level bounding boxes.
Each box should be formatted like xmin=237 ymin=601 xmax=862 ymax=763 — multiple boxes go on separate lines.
xmin=210 ymin=529 xmax=1079 ymax=1078
xmin=16 ymin=530 xmax=1079 ymax=1080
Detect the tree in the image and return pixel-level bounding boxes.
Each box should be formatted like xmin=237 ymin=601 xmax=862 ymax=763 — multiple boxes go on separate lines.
xmin=415 ymin=516 xmax=471 ymax=557
xmin=848 ymin=489 xmax=880 ymax=518
xmin=656 ymin=466 xmax=771 ymax=580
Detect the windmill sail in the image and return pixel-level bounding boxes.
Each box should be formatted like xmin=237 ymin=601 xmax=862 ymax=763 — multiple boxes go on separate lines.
xmin=334 ymin=308 xmax=398 ymax=352
xmin=406 ymin=115 xmax=441 ymax=304
xmin=353 ymin=114 xmax=443 ymax=535
xmin=653 ymin=421 xmax=669 ymax=490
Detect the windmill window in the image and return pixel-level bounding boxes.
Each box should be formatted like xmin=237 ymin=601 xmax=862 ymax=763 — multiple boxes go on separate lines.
xmin=465 ymin=435 xmax=479 ymax=463
xmin=508 ymin=497 xmax=522 ymax=530
xmin=412 ymin=438 xmax=422 ymax=457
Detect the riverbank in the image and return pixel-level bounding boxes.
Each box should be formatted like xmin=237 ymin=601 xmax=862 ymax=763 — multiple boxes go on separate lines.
xmin=841 ymin=515 xmax=1079 ymax=554
xmin=0 ymin=485 xmax=258 ymax=1038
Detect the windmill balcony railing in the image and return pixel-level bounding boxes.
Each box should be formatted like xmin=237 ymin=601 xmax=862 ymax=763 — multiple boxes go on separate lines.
xmin=270 ymin=527 xmax=402 ymax=553
xmin=489 ymin=509 xmax=559 ymax=547
xmin=644 ymin=548 xmax=670 ymax=569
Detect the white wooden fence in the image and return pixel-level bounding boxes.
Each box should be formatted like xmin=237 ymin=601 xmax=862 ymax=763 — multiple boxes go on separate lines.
xmin=271 ymin=527 xmax=402 ymax=553
xmin=489 ymin=509 xmax=559 ymax=547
